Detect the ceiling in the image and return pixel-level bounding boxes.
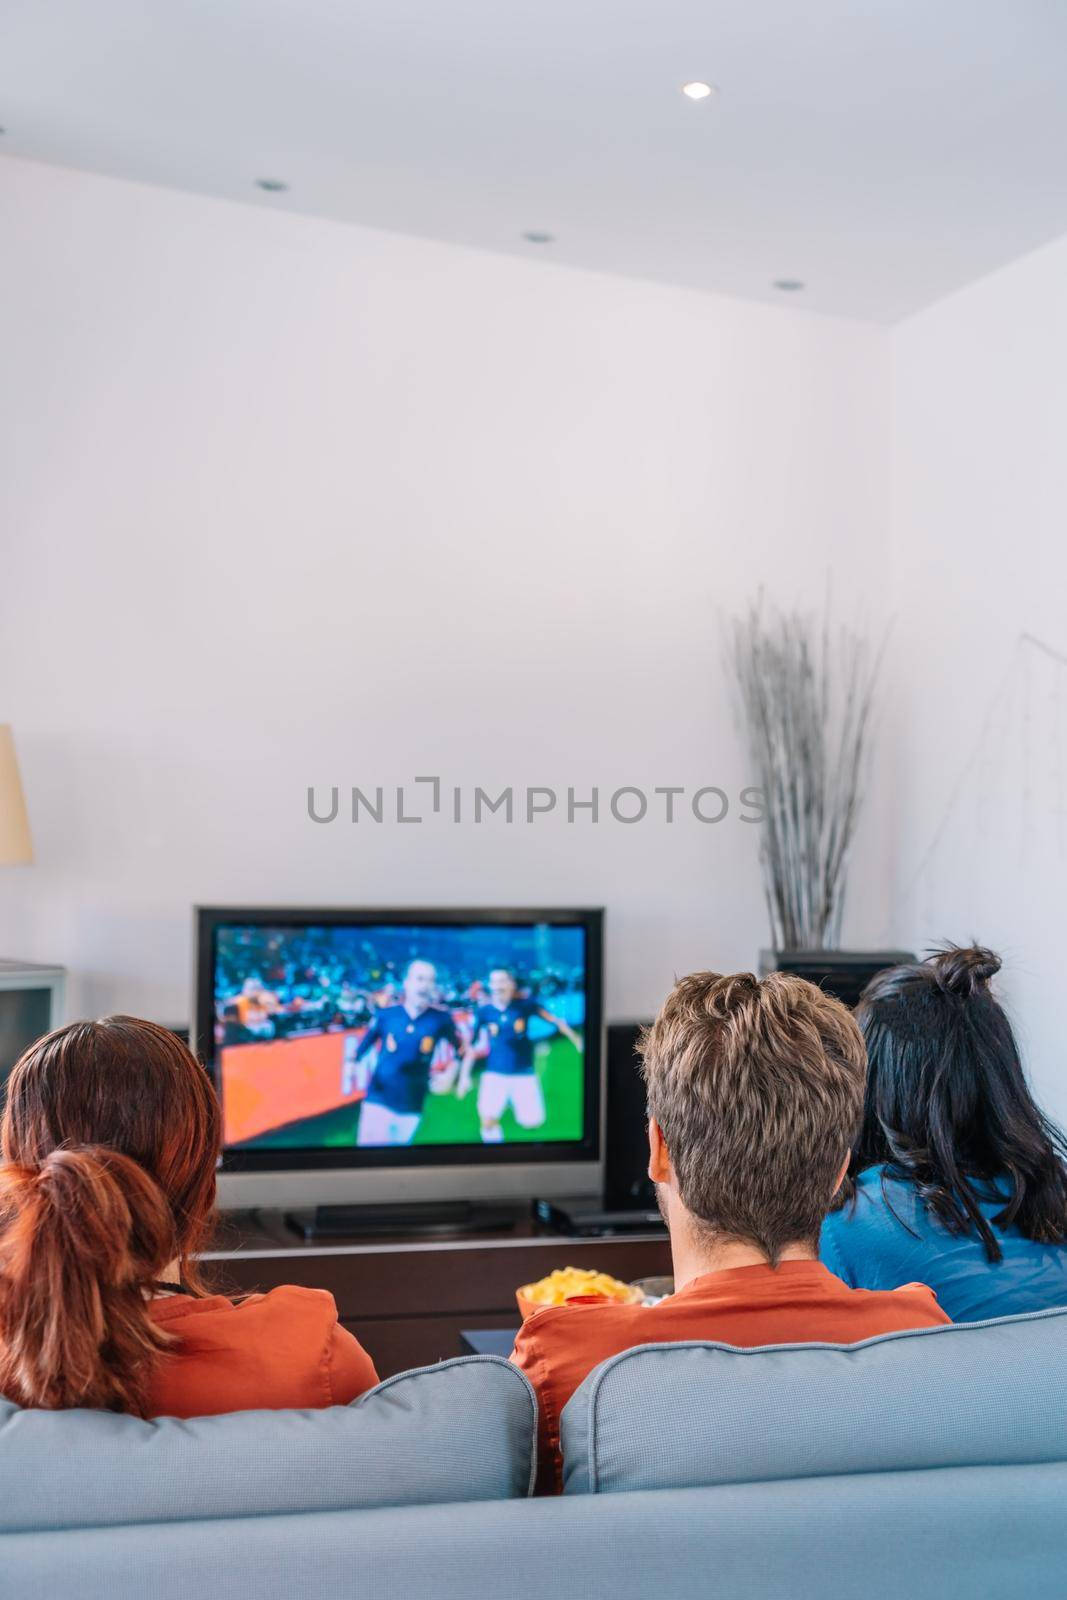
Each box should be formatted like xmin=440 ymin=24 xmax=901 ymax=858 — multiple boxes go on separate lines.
xmin=2 ymin=0 xmax=1066 ymax=323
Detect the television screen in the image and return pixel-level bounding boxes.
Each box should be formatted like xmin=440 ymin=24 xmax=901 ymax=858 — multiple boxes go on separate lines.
xmin=198 ymin=911 xmax=600 ymax=1168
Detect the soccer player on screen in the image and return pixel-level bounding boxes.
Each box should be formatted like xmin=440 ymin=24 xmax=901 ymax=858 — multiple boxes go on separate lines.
xmin=343 ymin=960 xmax=462 ymax=1146
xmin=459 ymin=968 xmax=581 ymax=1143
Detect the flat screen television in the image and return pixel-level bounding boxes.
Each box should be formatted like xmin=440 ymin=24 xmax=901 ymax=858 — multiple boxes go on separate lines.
xmin=194 ymin=907 xmax=604 ymax=1210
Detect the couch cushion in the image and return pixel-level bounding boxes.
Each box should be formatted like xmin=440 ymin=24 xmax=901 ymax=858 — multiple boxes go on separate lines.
xmin=0 ymin=1354 xmax=537 ymax=1531
xmin=7 ymin=1467 xmax=1067 ymax=1600
xmin=560 ymin=1305 xmax=1067 ymax=1494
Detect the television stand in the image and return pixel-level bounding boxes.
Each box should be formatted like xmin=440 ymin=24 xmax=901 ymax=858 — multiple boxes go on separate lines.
xmin=284 ymin=1200 xmax=522 ymax=1241
xmin=532 ymin=1196 xmax=667 ymax=1237
xmin=206 ymin=1210 xmax=671 ymax=1376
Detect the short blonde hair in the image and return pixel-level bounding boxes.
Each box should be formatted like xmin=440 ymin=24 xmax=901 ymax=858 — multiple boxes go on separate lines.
xmin=638 ymin=971 xmax=866 ymax=1263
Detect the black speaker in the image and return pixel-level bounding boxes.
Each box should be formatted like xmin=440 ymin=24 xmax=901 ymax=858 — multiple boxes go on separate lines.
xmin=604 ymin=1021 xmax=656 ymax=1210
xmin=758 ymin=950 xmax=916 ymax=1010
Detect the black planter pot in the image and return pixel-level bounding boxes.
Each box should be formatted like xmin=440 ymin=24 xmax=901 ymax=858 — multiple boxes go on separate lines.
xmin=758 ymin=949 xmax=916 ymax=1009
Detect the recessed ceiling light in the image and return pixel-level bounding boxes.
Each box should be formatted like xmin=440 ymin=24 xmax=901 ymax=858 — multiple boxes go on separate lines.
xmin=773 ymin=279 xmax=805 ymax=292
xmin=681 ymin=81 xmax=716 ymax=101
xmin=256 ymin=178 xmax=289 ymax=193
xmin=522 ymin=231 xmax=555 ymax=244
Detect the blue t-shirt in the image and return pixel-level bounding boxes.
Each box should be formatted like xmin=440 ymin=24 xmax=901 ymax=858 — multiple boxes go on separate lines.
xmin=820 ymin=1164 xmax=1067 ymax=1322
xmin=475 ymin=997 xmax=542 ymax=1076
xmin=355 ymin=1004 xmax=460 ymax=1115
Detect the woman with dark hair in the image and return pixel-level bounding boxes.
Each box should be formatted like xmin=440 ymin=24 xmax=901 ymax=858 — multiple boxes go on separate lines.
xmin=0 ymin=1016 xmax=378 ymax=1414
xmin=820 ymin=946 xmax=1067 ymax=1320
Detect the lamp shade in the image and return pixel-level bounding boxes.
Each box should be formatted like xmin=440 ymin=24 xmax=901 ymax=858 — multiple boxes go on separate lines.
xmin=0 ymin=725 xmax=33 ymax=866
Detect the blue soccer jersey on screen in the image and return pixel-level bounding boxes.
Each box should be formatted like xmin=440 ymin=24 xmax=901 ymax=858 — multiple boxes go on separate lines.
xmin=355 ymin=1005 xmax=460 ymax=1115
xmin=475 ymin=997 xmax=544 ymax=1076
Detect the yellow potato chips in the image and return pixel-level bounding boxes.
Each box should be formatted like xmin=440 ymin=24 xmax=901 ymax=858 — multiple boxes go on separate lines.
xmin=517 ymin=1266 xmax=640 ymax=1307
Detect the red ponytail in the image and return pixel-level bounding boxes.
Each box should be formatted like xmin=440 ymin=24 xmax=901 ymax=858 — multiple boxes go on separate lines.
xmin=0 ymin=1148 xmax=178 ymax=1412
xmin=0 ymin=1017 xmax=221 ymax=1413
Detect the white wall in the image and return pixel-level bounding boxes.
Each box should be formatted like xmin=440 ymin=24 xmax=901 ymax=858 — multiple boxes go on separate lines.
xmin=4 ymin=153 xmax=1064 ymax=1124
xmin=0 ymin=155 xmax=890 ymax=1029
xmin=890 ymin=232 xmax=1067 ymax=1124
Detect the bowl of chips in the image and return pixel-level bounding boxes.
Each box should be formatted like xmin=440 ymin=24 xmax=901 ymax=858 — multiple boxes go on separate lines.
xmin=516 ymin=1266 xmax=644 ymax=1319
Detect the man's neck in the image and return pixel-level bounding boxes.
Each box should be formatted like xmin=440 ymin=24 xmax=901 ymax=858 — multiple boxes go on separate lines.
xmin=669 ymin=1229 xmax=817 ymax=1293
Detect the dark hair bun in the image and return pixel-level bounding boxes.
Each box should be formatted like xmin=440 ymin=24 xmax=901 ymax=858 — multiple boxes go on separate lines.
xmin=928 ymin=944 xmax=1001 ymax=998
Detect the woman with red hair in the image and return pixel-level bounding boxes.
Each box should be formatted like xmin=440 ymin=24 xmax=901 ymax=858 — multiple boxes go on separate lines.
xmin=0 ymin=1016 xmax=378 ymax=1415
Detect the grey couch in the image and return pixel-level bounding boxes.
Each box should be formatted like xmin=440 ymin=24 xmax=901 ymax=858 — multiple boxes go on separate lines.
xmin=3 ymin=1309 xmax=1066 ymax=1600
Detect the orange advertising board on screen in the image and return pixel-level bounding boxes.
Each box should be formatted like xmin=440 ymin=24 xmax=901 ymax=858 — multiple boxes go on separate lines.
xmin=221 ymin=1031 xmax=358 ymax=1145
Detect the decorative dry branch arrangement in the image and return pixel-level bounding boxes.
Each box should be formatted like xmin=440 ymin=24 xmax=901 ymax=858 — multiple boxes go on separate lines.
xmin=729 ymin=600 xmax=883 ymax=951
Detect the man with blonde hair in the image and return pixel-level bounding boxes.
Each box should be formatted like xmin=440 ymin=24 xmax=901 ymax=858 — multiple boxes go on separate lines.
xmin=512 ymin=970 xmax=950 ymax=1490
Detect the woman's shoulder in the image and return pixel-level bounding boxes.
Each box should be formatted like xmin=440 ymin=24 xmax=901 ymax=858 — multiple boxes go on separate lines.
xmin=235 ymin=1284 xmax=343 ymax=1325
xmin=825 ymin=1167 xmax=926 ymax=1238
xmin=821 ymin=1167 xmax=930 ymax=1283
xmin=255 ymin=1283 xmax=341 ymax=1309
xmin=851 ymin=1164 xmax=921 ymax=1205
xmin=152 ymin=1283 xmax=341 ymax=1336
xmin=147 ymin=1283 xmax=374 ymax=1415
xmin=244 ymin=1286 xmax=379 ymax=1402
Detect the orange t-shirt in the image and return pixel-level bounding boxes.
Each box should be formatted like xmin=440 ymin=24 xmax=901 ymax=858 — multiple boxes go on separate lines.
xmin=146 ymin=1285 xmax=379 ymax=1417
xmin=510 ymin=1260 xmax=950 ymax=1491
